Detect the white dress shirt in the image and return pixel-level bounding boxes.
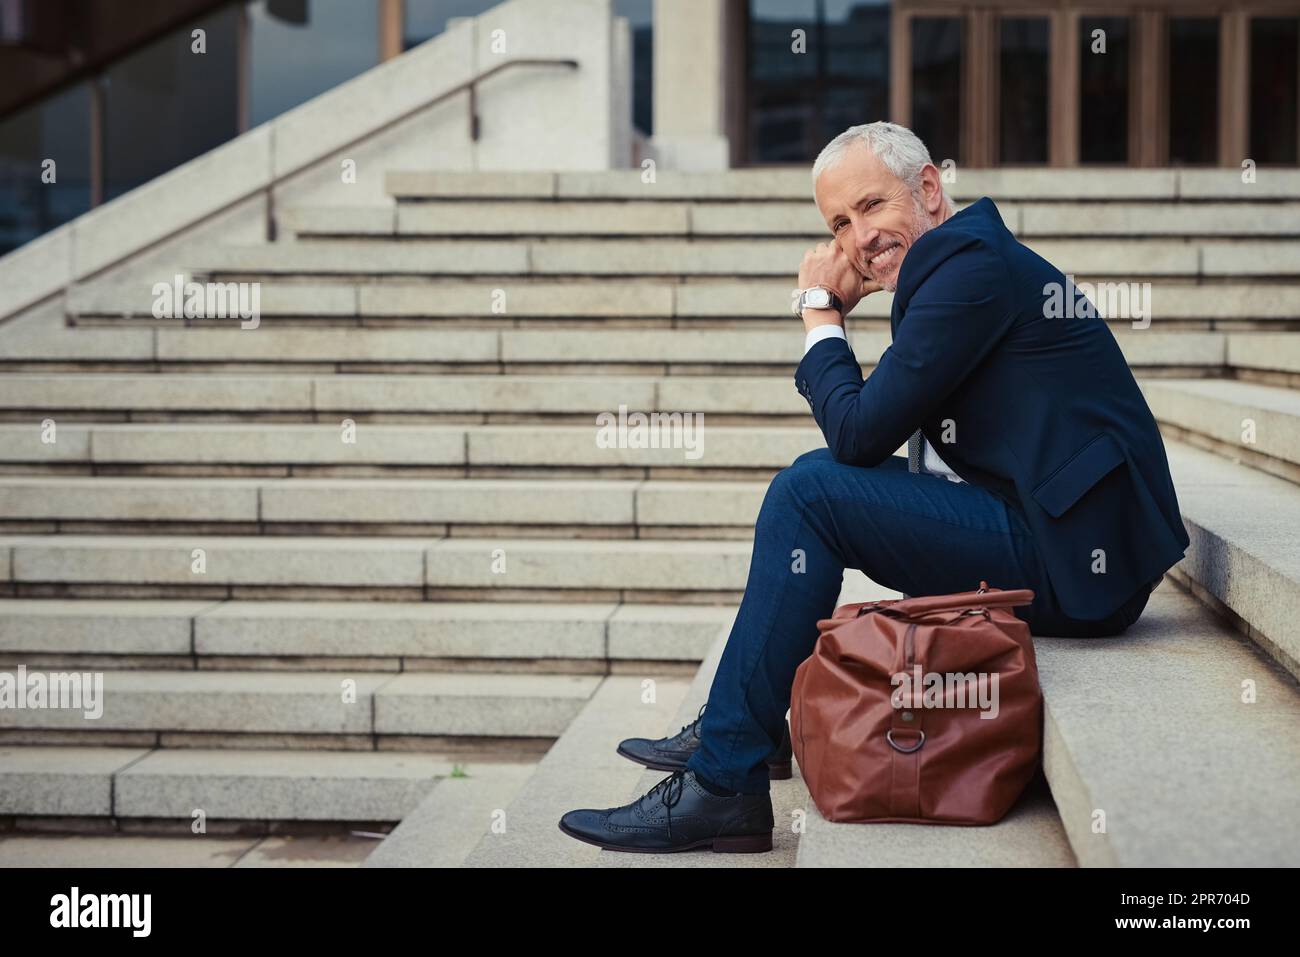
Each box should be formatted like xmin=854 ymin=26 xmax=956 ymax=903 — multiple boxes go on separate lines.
xmin=802 ymin=324 xmax=965 ymax=483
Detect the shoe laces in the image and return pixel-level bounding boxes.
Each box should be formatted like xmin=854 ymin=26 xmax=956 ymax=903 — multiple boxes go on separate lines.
xmin=643 ymin=769 xmax=688 ymax=838
xmin=676 ymin=701 xmax=707 ymax=741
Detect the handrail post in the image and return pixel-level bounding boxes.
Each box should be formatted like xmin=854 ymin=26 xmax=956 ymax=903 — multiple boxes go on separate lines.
xmin=469 ymin=82 xmax=479 ymax=142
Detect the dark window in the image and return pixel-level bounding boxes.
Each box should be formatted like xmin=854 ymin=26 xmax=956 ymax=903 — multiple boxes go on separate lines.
xmin=615 ymin=0 xmax=654 ymax=136
xmin=748 ymin=0 xmax=891 ymax=163
xmin=1249 ymin=17 xmax=1299 ymax=165
xmin=402 ymin=0 xmax=496 ymax=49
xmin=102 ymin=6 xmax=240 ymax=202
xmin=247 ymin=0 xmax=380 ymax=128
xmin=1079 ymin=16 xmax=1130 ymax=164
xmin=0 ymin=0 xmax=396 ymax=252
xmin=999 ymin=17 xmax=1049 ymax=164
xmin=910 ymin=16 xmax=962 ymax=167
xmin=1168 ymin=17 xmax=1219 ymax=165
xmin=0 ymin=83 xmax=92 ymax=255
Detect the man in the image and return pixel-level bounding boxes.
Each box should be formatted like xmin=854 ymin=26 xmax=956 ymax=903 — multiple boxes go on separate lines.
xmin=558 ymin=121 xmax=1189 ymax=854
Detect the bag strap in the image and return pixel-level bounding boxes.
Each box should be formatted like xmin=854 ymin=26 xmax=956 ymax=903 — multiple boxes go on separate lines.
xmin=863 ymin=581 xmax=1034 ymax=620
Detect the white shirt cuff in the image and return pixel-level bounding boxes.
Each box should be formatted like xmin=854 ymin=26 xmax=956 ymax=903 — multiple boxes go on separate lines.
xmin=803 ymin=324 xmax=846 ymax=356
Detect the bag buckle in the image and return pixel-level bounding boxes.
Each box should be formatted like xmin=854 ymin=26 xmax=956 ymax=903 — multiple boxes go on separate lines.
xmin=886 ymin=729 xmax=926 ymax=754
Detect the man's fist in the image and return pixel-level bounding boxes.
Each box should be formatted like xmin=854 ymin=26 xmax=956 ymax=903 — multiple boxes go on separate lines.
xmin=797 ymin=243 xmax=881 ymax=319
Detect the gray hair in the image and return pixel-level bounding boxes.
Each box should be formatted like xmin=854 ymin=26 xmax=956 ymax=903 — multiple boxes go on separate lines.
xmin=811 ymin=121 xmax=955 ymax=215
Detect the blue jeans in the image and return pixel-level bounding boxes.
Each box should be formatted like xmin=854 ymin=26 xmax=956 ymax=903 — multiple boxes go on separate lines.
xmin=684 ymin=448 xmax=1152 ymax=795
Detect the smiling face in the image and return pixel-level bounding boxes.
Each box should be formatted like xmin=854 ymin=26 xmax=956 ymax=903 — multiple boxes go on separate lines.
xmin=813 ymin=142 xmax=950 ymax=292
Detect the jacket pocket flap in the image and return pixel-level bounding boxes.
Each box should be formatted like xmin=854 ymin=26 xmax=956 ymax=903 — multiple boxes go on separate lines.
xmin=1030 ymin=433 xmax=1126 ymax=518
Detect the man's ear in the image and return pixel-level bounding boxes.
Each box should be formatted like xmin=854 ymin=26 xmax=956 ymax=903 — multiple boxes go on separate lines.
xmin=918 ymin=163 xmax=945 ymax=215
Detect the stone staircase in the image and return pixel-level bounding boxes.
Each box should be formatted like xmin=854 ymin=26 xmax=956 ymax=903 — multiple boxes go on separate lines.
xmin=1 ymin=167 xmax=1299 ymax=866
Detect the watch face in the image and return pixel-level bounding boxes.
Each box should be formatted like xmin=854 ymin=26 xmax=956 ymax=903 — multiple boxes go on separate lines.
xmin=805 ymin=288 xmax=831 ymax=308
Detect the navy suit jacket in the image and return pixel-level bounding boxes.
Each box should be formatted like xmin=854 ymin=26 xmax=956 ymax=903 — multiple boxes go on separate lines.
xmin=793 ymin=196 xmax=1189 ymax=621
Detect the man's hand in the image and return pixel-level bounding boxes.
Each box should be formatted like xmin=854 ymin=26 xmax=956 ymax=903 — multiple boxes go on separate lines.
xmin=797 ymin=242 xmax=883 ymax=332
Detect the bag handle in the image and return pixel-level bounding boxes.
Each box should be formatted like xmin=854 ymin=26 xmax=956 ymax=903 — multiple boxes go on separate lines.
xmin=858 ymin=581 xmax=1034 ymax=620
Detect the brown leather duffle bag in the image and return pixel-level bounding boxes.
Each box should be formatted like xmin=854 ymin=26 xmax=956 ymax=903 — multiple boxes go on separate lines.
xmin=790 ymin=582 xmax=1042 ymax=826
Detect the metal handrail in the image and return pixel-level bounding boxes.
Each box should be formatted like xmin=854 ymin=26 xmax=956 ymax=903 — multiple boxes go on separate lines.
xmin=1 ymin=50 xmax=581 ymax=324
xmin=265 ymin=56 xmax=579 ymax=239
xmin=78 ymin=57 xmax=579 ymax=275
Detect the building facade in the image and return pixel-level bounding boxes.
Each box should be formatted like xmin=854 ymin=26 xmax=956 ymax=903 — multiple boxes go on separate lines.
xmin=1 ymin=0 xmax=1297 ymax=254
xmin=660 ymin=0 xmax=1300 ymax=170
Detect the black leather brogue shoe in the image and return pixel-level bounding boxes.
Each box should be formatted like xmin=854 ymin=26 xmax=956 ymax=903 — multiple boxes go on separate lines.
xmin=616 ymin=702 xmax=794 ymax=781
xmin=558 ymin=768 xmax=774 ymax=853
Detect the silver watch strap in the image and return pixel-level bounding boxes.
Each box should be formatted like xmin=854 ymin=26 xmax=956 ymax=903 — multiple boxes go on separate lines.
xmin=797 ymin=286 xmax=843 ymax=318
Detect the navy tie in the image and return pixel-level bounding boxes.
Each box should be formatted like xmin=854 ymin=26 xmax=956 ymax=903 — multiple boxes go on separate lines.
xmin=901 ymin=430 xmax=924 ymax=600
xmin=907 ymin=429 xmax=923 ymax=476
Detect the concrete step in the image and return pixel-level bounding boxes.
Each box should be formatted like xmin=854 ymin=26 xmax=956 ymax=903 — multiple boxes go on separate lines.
xmin=0 ymin=421 xmax=824 ymax=474
xmin=0 ymin=828 xmax=381 ymax=865
xmin=0 ymin=475 xmax=768 ymax=535
xmin=0 ymin=534 xmax=754 ymax=601
xmin=1018 ymin=201 xmax=1300 ymax=238
xmin=461 ymin=673 xmax=694 ymax=866
xmin=63 ymin=278 xmax=1300 ymax=325
xmin=360 ymin=759 xmax=535 ymax=866
xmin=0 ymin=371 xmax=666 ymax=416
xmin=192 ymin=237 xmax=1300 ymax=280
xmin=0 ymin=367 xmax=1266 ymax=422
xmin=0 ymin=323 xmax=1239 ymax=373
xmin=0 ymin=744 xmax=533 ymax=825
xmin=0 ymin=667 xmax=599 ymax=739
xmin=13 ymin=442 xmax=1294 ymax=678
xmin=1038 ymin=586 xmax=1300 ymax=866
xmin=292 ymin=201 xmax=822 ymax=238
xmin=794 ymin=774 xmax=1076 ymax=867
xmin=384 ymin=168 xmax=1300 ymax=202
xmin=1167 ymin=441 xmax=1300 ymax=682
xmin=283 ymin=200 xmax=1300 ymax=241
xmin=1145 ymin=378 xmax=1300 ymax=483
xmin=1228 ymin=332 xmax=1300 ymax=378
xmin=0 ymin=598 xmax=731 ymax=666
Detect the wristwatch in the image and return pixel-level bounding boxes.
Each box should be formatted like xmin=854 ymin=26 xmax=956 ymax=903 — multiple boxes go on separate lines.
xmin=792 ymin=285 xmax=845 ymax=319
